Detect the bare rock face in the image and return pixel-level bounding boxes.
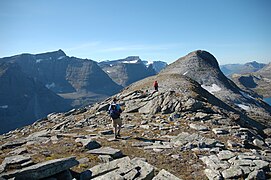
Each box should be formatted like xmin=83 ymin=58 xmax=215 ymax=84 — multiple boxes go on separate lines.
xmin=0 ymin=62 xmax=71 ymax=134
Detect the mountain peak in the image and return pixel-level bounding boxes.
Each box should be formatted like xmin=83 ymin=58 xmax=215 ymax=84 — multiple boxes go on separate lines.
xmin=187 ymin=50 xmax=219 ymax=69
xmin=35 ymin=49 xmax=66 ymax=59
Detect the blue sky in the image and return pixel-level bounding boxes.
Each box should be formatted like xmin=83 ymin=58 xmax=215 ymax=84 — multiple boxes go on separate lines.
xmin=0 ymin=0 xmax=270 ymax=64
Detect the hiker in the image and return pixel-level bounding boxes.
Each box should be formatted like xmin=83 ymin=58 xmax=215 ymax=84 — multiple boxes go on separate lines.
xmin=108 ymin=98 xmax=122 ymax=139
xmin=153 ymin=80 xmax=158 ymax=91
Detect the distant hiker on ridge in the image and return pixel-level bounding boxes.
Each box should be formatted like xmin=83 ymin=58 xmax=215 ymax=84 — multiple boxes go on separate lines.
xmin=153 ymin=80 xmax=158 ymax=91
xmin=108 ymin=98 xmax=123 ymax=139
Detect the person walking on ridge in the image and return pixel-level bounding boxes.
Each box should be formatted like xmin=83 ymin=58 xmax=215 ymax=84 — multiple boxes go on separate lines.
xmin=108 ymin=98 xmax=122 ymax=139
xmin=153 ymin=80 xmax=158 ymax=91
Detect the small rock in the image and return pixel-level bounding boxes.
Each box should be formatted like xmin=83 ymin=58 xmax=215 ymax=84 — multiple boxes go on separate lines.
xmin=141 ymin=120 xmax=148 ymax=125
xmin=263 ymin=128 xmax=271 ymax=137
xmin=75 ymin=138 xmax=101 ymax=150
xmin=253 ymin=139 xmax=265 ymax=147
xmin=189 ymin=123 xmax=208 ymax=131
xmin=153 ymin=169 xmax=181 ymax=180
xmin=171 ymin=154 xmax=182 ymax=160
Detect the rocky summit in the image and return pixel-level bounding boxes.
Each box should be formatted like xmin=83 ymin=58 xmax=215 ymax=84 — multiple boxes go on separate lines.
xmin=0 ymin=50 xmax=271 ymax=180
xmin=161 ymin=50 xmax=271 ymax=126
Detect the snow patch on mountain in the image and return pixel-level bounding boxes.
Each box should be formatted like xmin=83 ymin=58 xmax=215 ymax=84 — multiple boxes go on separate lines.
xmin=201 ymin=84 xmax=221 ymax=94
xmin=0 ymin=105 xmax=8 ymax=109
xmin=236 ymin=104 xmax=250 ymax=111
xmin=122 ymin=60 xmax=139 ymax=64
xmin=239 ymin=91 xmax=255 ymax=100
xmin=57 ymin=56 xmax=66 ymax=60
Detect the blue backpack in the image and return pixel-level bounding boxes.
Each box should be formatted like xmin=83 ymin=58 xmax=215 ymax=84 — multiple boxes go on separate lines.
xmin=109 ymin=104 xmax=122 ymax=119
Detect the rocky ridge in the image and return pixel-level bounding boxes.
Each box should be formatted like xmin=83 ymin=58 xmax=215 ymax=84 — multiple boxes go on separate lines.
xmin=0 ymin=50 xmax=270 ymax=179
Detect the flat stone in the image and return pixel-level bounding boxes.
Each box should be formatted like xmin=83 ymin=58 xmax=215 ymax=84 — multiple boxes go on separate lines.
xmin=238 ymin=155 xmax=258 ymax=160
xmin=212 ymin=128 xmax=229 ymax=135
xmin=204 ymin=168 xmax=222 ymax=180
xmin=171 ymin=132 xmax=218 ymax=148
xmin=230 ymin=159 xmax=254 ymax=167
xmin=123 ymin=124 xmax=136 ymax=129
xmin=56 ymin=133 xmax=85 ymax=139
xmin=75 ymin=138 xmax=101 ymax=150
xmin=7 ymin=147 xmax=28 ymax=156
xmin=144 ymin=144 xmax=172 ymax=150
xmin=87 ymin=147 xmax=123 ymax=159
xmin=1 ymin=155 xmax=31 ymax=167
xmin=130 ymin=158 xmax=155 ymax=180
xmin=26 ymin=130 xmax=51 ymax=141
xmin=221 ymin=166 xmax=243 ymax=179
xmin=99 ymin=130 xmax=114 ymax=135
xmin=132 ymin=141 xmax=153 ymax=147
xmin=89 ymin=156 xmax=130 ymax=178
xmin=0 ymin=140 xmax=27 ymax=150
xmin=217 ymin=150 xmax=235 ymax=160
xmin=253 ymin=160 xmax=269 ymax=169
xmin=1 ymin=156 xmax=79 ymax=179
xmin=189 ymin=123 xmax=208 ymax=131
xmin=200 ymin=155 xmax=229 ymax=171
xmin=153 ymin=169 xmax=181 ymax=180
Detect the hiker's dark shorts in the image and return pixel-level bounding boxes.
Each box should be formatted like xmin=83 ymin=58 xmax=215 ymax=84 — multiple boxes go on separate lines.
xmin=112 ymin=117 xmax=122 ymax=127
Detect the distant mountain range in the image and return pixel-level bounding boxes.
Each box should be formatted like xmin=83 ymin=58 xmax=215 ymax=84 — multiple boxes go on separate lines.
xmin=220 ymin=61 xmax=266 ymax=76
xmin=98 ymin=56 xmax=167 ymax=87
xmin=231 ymin=63 xmax=271 ymax=98
xmin=0 ymin=50 xmax=167 ymax=134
